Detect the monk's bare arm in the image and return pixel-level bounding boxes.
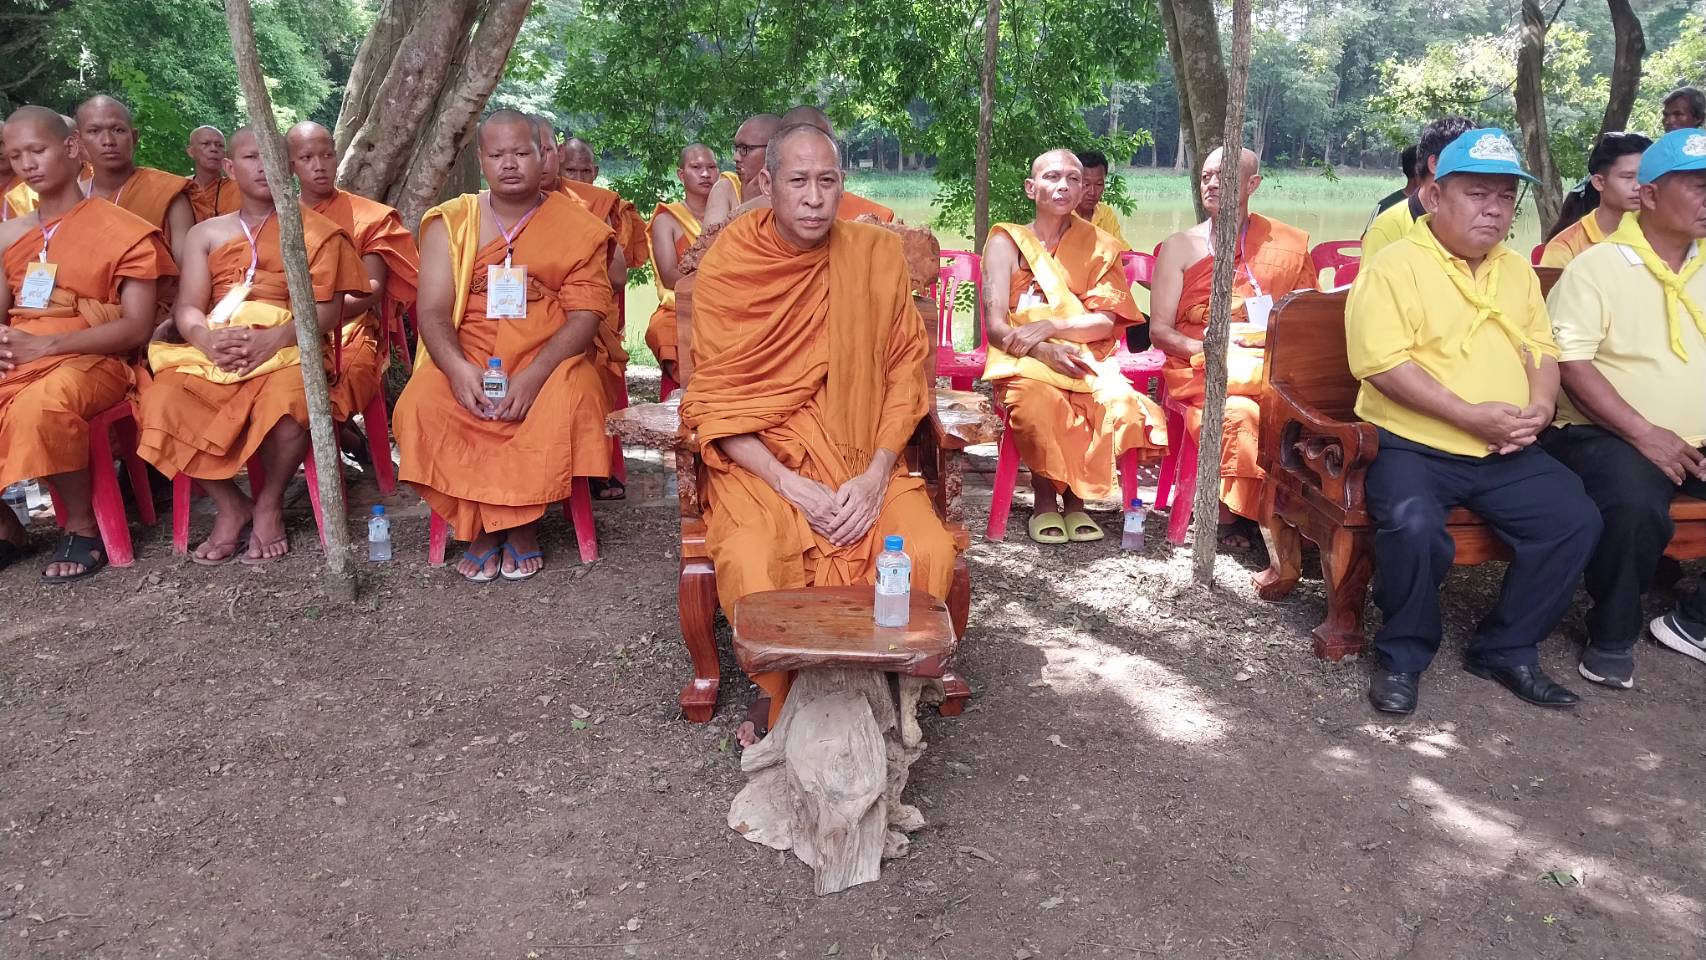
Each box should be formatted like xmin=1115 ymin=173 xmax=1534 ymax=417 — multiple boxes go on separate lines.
xmin=703 ymin=178 xmax=737 ymax=225
xmin=172 ymin=221 xmax=218 ymax=354
xmin=413 ymin=221 xmax=469 ymax=375
xmin=343 ymin=252 xmax=387 ymax=318
xmin=651 ymin=214 xmax=684 ymax=289
xmin=607 ymin=246 xmax=627 ymax=293
xmin=1148 ymin=233 xmax=1201 ymax=358
xmin=716 ymin=434 xmax=839 ymax=535
xmin=1047 ymin=311 xmax=1117 ymax=343
xmin=164 ymin=194 xmax=194 ymax=261
xmin=980 ymin=231 xmax=1019 ymax=350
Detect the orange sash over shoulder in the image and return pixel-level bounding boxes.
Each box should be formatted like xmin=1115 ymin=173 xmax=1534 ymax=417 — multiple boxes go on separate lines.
xmin=837 ymin=191 xmax=895 ymax=223
xmin=644 ymin=201 xmax=702 ymax=365
xmin=185 ymin=176 xmax=241 ymax=222
xmin=108 ymin=167 xmax=189 ymax=234
xmin=558 ymin=179 xmax=649 ymax=267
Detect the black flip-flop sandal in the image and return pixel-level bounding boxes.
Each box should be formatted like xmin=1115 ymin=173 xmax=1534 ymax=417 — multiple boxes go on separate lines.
xmin=589 ymin=477 xmax=626 ymax=502
xmin=41 ymin=533 xmax=107 ymax=584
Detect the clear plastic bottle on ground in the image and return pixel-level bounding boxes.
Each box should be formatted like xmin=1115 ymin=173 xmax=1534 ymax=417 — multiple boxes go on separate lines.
xmin=1121 ymin=497 xmax=1147 ymax=551
xmin=874 ymin=535 xmax=912 ymax=628
xmin=482 ymin=357 xmax=509 ymax=401
xmin=3 ymin=483 xmax=27 ymax=526
xmin=367 ymin=505 xmax=392 ymax=562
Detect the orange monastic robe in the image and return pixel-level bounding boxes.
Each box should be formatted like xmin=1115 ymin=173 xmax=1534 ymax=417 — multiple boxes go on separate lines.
xmin=837 ymin=191 xmax=895 ymax=223
xmin=680 ymin=209 xmax=958 ymax=724
xmin=393 ymin=191 xmax=614 ymax=535
xmin=1161 ymin=212 xmax=1313 ymax=520
xmin=558 ymin=178 xmax=645 ymax=411
xmin=137 ymin=208 xmax=367 ymax=479
xmin=643 ymin=200 xmax=702 ymax=367
xmin=310 ymin=189 xmax=420 ymax=419
xmin=104 ymin=167 xmax=189 ymax=236
xmin=985 ymin=219 xmax=1165 ymax=500
xmin=185 ymin=175 xmax=241 ymax=223
xmin=0 ymin=199 xmax=174 ymax=488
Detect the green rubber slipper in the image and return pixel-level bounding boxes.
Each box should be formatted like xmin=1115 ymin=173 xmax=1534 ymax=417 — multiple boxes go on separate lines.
xmin=1063 ymin=510 xmax=1105 ymax=542
xmin=1027 ymin=511 xmax=1069 ymax=545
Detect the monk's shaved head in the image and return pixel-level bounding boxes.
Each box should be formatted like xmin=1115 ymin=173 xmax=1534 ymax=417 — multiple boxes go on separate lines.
xmin=1200 ymin=146 xmax=1262 ymax=218
xmin=765 ymin=123 xmax=839 ymax=177
xmin=229 ymin=127 xmax=259 ymax=152
xmin=5 ymin=105 xmax=70 ymax=140
xmin=760 ymin=123 xmax=841 ymax=249
xmin=1031 ymin=148 xmax=1083 ymax=178
xmin=677 ymin=142 xmax=718 ymax=201
xmin=478 ymin=109 xmax=538 ymax=151
xmin=75 ymin=94 xmax=133 ymax=127
xmin=561 ymin=137 xmax=597 ymax=183
xmin=732 ymin=113 xmax=783 ymax=184
xmin=287 ymin=121 xmax=337 ymax=201
xmin=681 ymin=142 xmax=713 ymax=165
xmin=780 ymin=105 xmax=833 ymax=137
xmin=285 ymin=120 xmax=332 ymax=149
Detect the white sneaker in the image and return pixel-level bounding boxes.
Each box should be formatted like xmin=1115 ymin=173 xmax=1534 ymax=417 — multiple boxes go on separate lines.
xmin=1649 ymin=613 xmax=1706 ymax=666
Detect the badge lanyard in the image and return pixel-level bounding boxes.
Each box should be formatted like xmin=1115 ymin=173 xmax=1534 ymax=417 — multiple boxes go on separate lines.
xmin=237 ymin=211 xmax=274 ymax=285
xmin=37 ymin=218 xmax=65 ymax=262
xmin=486 ymin=193 xmax=543 ymax=267
xmin=1235 ymin=221 xmax=1264 ymax=299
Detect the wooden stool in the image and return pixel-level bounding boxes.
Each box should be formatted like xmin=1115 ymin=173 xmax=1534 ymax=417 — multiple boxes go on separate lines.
xmin=727 ymin=585 xmax=965 ymax=895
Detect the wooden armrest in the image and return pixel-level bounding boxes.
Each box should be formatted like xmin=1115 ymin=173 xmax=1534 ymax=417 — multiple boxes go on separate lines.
xmin=1263 ymin=380 xmax=1379 ymax=517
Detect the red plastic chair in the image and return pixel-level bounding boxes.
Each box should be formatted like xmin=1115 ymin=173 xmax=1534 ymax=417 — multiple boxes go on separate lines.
xmin=1152 ymin=382 xmax=1197 ymax=544
xmin=46 ymin=400 xmax=156 ymax=567
xmin=984 ymin=405 xmax=1144 ymax=541
xmin=1530 ymin=243 xmax=1545 ymax=266
xmin=933 ymin=250 xmax=985 ymax=390
xmin=1309 ymin=240 xmax=1361 ymax=273
xmin=426 ymin=477 xmax=599 ymax=566
xmin=1330 ymin=259 xmax=1361 ymax=289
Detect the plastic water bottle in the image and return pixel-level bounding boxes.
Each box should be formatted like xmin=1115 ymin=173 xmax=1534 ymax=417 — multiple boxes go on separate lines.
xmin=367 ymin=505 xmax=392 ymax=562
xmin=3 ymin=483 xmax=27 ymax=526
xmin=1121 ymin=497 xmax=1147 ymax=552
xmin=481 ymin=357 xmax=508 ymax=400
xmin=874 ymin=535 xmax=912 ymax=628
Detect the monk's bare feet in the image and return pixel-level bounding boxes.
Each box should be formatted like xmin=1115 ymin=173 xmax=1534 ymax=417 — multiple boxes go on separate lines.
xmin=501 ymin=524 xmax=544 ymax=579
xmin=456 ymin=530 xmax=503 ymax=580
xmin=193 ymin=501 xmax=252 ymax=565
xmin=42 ymin=526 xmax=103 ymax=580
xmin=242 ymin=503 xmax=290 ymax=563
xmin=736 ymin=696 xmax=772 ymax=749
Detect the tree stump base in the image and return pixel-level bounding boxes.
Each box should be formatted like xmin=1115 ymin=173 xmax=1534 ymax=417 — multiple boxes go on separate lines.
xmin=728 ymin=667 xmax=938 ymax=895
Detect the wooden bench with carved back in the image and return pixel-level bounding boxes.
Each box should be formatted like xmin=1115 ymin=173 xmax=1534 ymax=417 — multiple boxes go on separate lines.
xmin=1254 ymin=269 xmax=1706 ymax=660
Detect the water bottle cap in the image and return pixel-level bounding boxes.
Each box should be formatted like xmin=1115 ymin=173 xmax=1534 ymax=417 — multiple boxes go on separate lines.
xmin=488 ymin=357 xmax=502 ymax=369
xmin=1129 ymin=497 xmax=1145 ymax=508
xmin=371 ymin=505 xmax=385 ymax=515
xmin=884 ymin=535 xmax=903 ymax=551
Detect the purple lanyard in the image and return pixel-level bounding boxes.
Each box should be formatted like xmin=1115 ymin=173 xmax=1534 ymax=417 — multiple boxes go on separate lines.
xmin=486 ymin=193 xmax=543 ymax=268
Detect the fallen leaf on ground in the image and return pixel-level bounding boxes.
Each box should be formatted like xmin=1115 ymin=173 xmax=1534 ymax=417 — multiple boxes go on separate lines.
xmin=1045 ymin=735 xmax=1071 ymax=749
xmin=956 ymin=845 xmax=997 ymax=863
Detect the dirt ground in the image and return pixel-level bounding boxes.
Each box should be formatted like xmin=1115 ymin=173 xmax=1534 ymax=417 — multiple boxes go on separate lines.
xmin=3 ymin=393 xmax=1702 ymax=958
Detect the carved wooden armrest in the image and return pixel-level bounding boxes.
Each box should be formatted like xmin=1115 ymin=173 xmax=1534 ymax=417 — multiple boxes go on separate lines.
xmin=1266 ymin=381 xmax=1379 ymax=516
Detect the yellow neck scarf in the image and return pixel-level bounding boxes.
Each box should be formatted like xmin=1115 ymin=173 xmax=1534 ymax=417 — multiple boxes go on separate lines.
xmin=1608 ymin=214 xmax=1706 ymax=361
xmin=1417 ymin=218 xmax=1543 ymax=367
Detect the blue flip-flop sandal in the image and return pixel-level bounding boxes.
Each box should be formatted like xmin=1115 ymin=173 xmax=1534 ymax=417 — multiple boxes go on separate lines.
xmin=500 ymin=542 xmax=544 ymax=581
xmin=461 ymin=546 xmax=502 ymax=583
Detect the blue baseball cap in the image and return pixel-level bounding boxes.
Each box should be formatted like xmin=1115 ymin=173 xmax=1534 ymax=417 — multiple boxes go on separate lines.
xmin=1638 ymin=129 xmax=1706 ymax=184
xmin=1434 ymin=128 xmax=1539 ymax=185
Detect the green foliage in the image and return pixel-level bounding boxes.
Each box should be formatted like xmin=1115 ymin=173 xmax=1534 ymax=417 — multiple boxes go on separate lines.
xmin=0 ymin=0 xmax=364 ymax=173
xmin=546 ymin=0 xmax=1164 ymax=230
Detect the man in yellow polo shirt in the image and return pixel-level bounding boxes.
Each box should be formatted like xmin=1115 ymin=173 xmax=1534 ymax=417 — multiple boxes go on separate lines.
xmin=1074 ymin=150 xmax=1132 ymax=250
xmin=1347 ymin=127 xmax=1601 ymax=715
xmin=1541 ymin=128 xmax=1706 ymax=687
xmin=1360 ymin=115 xmax=1476 ymax=261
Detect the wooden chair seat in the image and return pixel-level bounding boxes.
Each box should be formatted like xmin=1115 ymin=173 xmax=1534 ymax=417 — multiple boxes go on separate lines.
xmin=732 ymin=586 xmax=957 ymax=677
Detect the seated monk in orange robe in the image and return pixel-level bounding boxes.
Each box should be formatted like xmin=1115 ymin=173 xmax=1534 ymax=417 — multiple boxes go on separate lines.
xmin=393 ymin=110 xmax=614 ymax=583
xmin=77 ymin=96 xmax=195 ymax=258
xmin=1150 ymin=147 xmax=1314 ymax=544
xmin=0 ymin=128 xmax=26 ymax=221
xmin=703 ymin=114 xmax=781 ymax=224
xmin=981 ymin=149 xmax=1165 ymax=544
xmin=679 ymin=125 xmax=958 ymax=747
xmin=137 ymin=128 xmax=368 ymax=565
xmin=184 ymin=126 xmax=241 ymax=223
xmin=287 ymin=120 xmax=420 ymax=459
xmin=0 ymin=106 xmax=175 ymax=581
xmin=646 ymin=143 xmax=717 ymax=389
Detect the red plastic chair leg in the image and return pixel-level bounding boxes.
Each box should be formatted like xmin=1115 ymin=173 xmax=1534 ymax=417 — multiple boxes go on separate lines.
xmin=85 ymin=423 xmax=135 ymax=567
xmin=302 ymin=448 xmax=333 ymax=550
xmin=985 ymin=423 xmax=1021 ymax=541
xmin=1167 ymin=435 xmax=1200 ymax=545
xmin=1118 ymin=447 xmax=1139 ymax=510
xmin=951 ymin=375 xmax=974 ymax=391
xmin=660 ymin=374 xmax=679 ymax=400
xmin=1155 ymin=404 xmax=1186 ymax=511
xmin=363 ymin=391 xmax=396 ymax=495
xmin=428 ymin=511 xmax=450 ymax=565
xmin=565 ymin=477 xmax=599 ymax=564
xmin=115 ymin=414 xmax=156 ymax=526
xmin=172 ymin=473 xmax=192 ymax=554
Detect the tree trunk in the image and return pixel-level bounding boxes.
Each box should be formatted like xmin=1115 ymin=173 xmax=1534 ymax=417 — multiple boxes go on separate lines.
xmin=1173 ymin=124 xmax=1186 ymax=170
xmin=974 ymin=0 xmax=1000 ymax=252
xmin=1161 ymin=0 xmax=1227 ymax=222
xmin=223 ymin=0 xmax=356 ymax=600
xmin=333 ymin=0 xmax=529 ymax=228
xmin=1599 ymin=0 xmax=1646 ymax=141
xmin=1190 ymin=0 xmax=1252 ymax=587
xmin=1515 ymin=0 xmax=1564 ymax=233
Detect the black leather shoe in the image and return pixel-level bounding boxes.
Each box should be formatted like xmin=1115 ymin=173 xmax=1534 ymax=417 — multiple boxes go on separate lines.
xmin=1463 ymin=660 xmax=1580 ymax=707
xmin=1369 ymin=671 xmax=1420 ymax=714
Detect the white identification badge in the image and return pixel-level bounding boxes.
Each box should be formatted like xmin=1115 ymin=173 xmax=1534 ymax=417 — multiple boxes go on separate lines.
xmin=1016 ymin=282 xmax=1046 ymax=310
xmin=206 ymin=282 xmax=252 ymax=328
xmin=18 ymin=262 xmax=56 ymax=309
xmin=486 ymin=264 xmax=527 ymax=319
xmin=1243 ymin=294 xmax=1274 ymax=330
